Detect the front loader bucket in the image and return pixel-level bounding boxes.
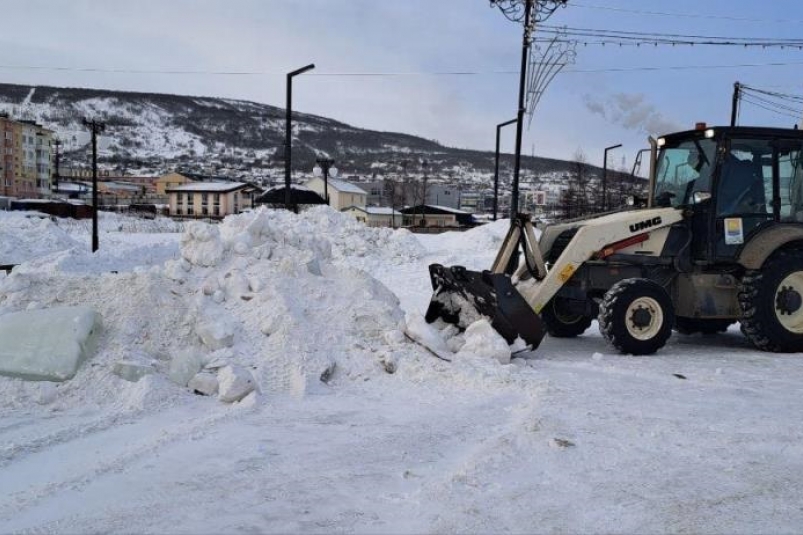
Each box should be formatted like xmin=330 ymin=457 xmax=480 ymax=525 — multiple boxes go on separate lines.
xmin=425 ymin=263 xmax=546 ymax=349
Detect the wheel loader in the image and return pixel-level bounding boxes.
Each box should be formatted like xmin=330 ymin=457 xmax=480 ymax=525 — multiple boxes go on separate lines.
xmin=426 ymin=125 xmax=803 ymax=355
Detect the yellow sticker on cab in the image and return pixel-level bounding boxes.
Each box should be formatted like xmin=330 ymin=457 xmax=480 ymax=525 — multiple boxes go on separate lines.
xmin=558 ymin=263 xmax=576 ymax=282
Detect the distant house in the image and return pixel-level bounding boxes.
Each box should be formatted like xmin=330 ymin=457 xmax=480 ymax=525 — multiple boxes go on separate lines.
xmin=342 ymin=206 xmax=403 ymax=228
xmin=155 ymin=172 xmax=194 ymax=196
xmin=351 ymin=180 xmax=386 ymax=206
xmin=304 ymin=177 xmax=367 ymax=211
xmin=425 ymin=185 xmax=461 ymax=210
xmin=400 ymin=204 xmax=477 ymax=228
xmin=166 ymin=182 xmax=253 ymax=219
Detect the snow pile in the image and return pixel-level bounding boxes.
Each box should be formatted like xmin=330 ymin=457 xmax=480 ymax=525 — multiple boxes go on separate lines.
xmin=424 ymin=217 xmax=511 ymax=254
xmin=1 ymin=210 xmax=182 ymax=273
xmin=0 ymin=206 xmax=426 ymax=409
xmin=220 ymin=206 xmax=426 ymax=270
xmin=0 ymin=211 xmax=81 ymax=265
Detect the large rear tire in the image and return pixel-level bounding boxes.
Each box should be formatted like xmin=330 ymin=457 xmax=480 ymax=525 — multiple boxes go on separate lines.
xmin=739 ymin=250 xmax=803 ymax=352
xmin=599 ymin=278 xmax=674 ymax=355
xmin=542 ymin=297 xmax=592 ymax=338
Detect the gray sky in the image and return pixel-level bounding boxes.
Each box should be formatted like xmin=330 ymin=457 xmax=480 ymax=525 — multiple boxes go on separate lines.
xmin=2 ymin=0 xmax=803 ymax=167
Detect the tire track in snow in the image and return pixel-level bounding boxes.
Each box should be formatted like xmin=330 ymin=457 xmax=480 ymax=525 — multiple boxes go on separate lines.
xmin=0 ymin=403 xmax=239 ymax=524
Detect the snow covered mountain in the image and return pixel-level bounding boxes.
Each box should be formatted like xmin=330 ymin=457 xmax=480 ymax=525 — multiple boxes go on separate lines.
xmin=0 ymin=82 xmax=579 ymax=184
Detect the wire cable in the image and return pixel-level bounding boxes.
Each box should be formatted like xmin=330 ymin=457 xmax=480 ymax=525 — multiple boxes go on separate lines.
xmin=570 ymin=2 xmax=803 ymax=24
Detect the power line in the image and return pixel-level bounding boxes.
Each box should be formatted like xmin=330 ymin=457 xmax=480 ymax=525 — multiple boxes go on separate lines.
xmin=740 ymin=85 xmax=803 ymax=103
xmin=564 ymin=60 xmax=803 ymax=73
xmin=570 ymin=2 xmax=803 ymax=24
xmin=737 ymin=84 xmax=803 ymax=122
xmin=1 ymin=60 xmax=803 ymax=77
xmin=540 ymin=25 xmax=803 ymax=43
xmin=740 ymin=95 xmax=801 ymax=120
xmin=536 ymin=25 xmax=803 ymax=48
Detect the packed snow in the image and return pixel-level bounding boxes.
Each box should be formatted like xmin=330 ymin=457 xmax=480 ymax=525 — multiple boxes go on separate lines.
xmin=1 ymin=206 xmax=803 ymax=534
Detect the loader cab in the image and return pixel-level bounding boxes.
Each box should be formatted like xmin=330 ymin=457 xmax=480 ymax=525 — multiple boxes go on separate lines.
xmin=653 ymin=127 xmax=803 ymax=263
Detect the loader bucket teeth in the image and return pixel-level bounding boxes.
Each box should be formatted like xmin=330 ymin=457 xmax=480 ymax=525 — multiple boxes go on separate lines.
xmin=425 ymin=263 xmax=546 ymax=349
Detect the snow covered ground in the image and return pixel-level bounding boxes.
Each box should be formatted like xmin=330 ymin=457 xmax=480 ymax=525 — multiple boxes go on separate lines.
xmin=1 ymin=207 xmax=803 ymax=534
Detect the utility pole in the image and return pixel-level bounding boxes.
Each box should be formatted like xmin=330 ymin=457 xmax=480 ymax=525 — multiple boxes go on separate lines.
xmin=730 ymin=81 xmax=741 ymax=127
xmin=83 ymin=118 xmax=106 ymax=252
xmin=494 ymin=118 xmax=518 ymax=221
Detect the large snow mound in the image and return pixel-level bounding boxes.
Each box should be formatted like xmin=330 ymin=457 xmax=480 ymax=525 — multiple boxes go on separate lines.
xmin=0 ymin=206 xmax=432 ymax=409
xmin=0 ymin=210 xmax=184 ymax=271
xmin=0 ymin=211 xmax=81 ymax=265
xmin=0 ymin=306 xmax=101 ymax=381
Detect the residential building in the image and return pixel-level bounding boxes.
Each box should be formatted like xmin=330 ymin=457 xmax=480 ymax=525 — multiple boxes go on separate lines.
xmin=425 ymin=185 xmax=461 ymax=210
xmin=166 ymin=182 xmax=253 ymax=219
xmin=304 ymin=177 xmax=368 ymax=211
xmin=400 ymin=205 xmax=477 ymax=228
xmin=155 ymin=171 xmax=194 ymax=196
xmin=0 ymin=115 xmax=14 ymax=197
xmin=351 ymin=180 xmax=385 ymax=206
xmin=458 ymin=191 xmax=484 ymax=213
xmin=0 ymin=115 xmax=53 ymax=199
xmin=342 ymin=206 xmax=402 ymax=228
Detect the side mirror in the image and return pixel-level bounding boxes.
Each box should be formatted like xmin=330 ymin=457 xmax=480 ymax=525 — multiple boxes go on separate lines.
xmin=692 ymin=191 xmax=712 ymax=204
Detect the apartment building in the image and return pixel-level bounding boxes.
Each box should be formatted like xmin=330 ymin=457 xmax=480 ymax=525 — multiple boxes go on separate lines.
xmin=0 ymin=115 xmax=53 ymax=199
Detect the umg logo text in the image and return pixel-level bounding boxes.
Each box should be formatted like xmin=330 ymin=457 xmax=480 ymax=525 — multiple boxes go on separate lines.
xmin=629 ymin=216 xmax=662 ymax=233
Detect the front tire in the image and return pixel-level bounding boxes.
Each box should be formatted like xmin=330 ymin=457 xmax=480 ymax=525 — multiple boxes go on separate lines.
xmin=599 ymin=278 xmax=674 ymax=355
xmin=739 ymin=250 xmax=803 ymax=352
xmin=542 ymin=297 xmax=592 ymax=338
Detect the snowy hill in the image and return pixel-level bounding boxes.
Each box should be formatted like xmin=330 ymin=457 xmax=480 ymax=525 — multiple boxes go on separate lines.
xmin=0 ymin=82 xmax=581 ymax=185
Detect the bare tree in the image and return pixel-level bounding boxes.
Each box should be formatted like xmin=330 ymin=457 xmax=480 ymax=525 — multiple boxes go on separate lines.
xmin=411 ymin=159 xmax=430 ymax=227
xmin=572 ymin=148 xmax=593 ymax=216
xmin=556 ymin=149 xmax=596 ymax=220
xmin=383 ymin=176 xmax=402 ymax=229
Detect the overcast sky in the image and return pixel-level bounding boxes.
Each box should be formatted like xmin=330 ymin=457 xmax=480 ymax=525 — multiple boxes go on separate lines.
xmin=2 ymin=0 xmax=803 ymax=167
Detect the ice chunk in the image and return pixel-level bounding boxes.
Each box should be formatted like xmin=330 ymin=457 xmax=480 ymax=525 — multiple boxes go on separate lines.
xmin=0 ymin=306 xmax=101 ymax=382
xmin=404 ymin=312 xmax=453 ymax=361
xmin=456 ymin=319 xmax=512 ymax=364
xmin=217 ymin=365 xmax=256 ymax=403
xmin=188 ymin=371 xmax=219 ymax=396
xmin=196 ymin=318 xmax=235 ymax=350
xmin=167 ymin=349 xmax=206 ymax=386
xmin=113 ymin=360 xmax=156 ymax=383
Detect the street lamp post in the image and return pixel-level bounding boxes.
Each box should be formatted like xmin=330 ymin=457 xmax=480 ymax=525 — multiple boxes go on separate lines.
xmin=284 ymin=63 xmax=315 ymax=211
xmin=494 ymin=118 xmax=517 ymax=221
xmin=313 ymin=157 xmax=337 ymax=205
xmin=510 ymin=0 xmax=532 ymax=221
xmin=602 ymin=143 xmax=622 ymax=212
xmin=490 ymin=0 xmax=568 ymax=221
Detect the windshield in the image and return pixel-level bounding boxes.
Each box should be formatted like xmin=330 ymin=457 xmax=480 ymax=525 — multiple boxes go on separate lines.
xmin=654 ymin=138 xmax=717 ymax=207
